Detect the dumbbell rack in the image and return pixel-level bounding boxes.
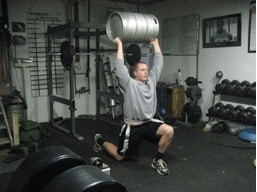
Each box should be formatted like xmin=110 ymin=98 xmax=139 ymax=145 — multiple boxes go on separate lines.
xmin=207 ymin=90 xmax=256 ymax=131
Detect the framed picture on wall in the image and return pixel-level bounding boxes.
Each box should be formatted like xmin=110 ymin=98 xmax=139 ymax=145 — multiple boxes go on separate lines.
xmin=248 ymin=0 xmax=256 ymax=53
xmin=202 ymin=13 xmax=241 ymax=48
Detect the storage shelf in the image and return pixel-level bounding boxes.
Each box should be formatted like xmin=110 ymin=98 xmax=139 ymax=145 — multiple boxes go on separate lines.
xmin=219 ymin=94 xmax=256 ymax=105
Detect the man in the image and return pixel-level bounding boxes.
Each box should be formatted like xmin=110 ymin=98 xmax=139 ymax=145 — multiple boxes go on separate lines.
xmin=210 ymin=19 xmax=233 ymax=43
xmin=94 ymin=37 xmax=174 ymax=176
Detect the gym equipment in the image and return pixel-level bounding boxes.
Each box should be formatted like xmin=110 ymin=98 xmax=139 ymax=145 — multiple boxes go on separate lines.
xmin=106 ymin=11 xmax=159 ymax=43
xmin=59 ymin=41 xmax=141 ymax=70
xmin=41 ymin=165 xmax=127 ymax=192
xmin=223 ymin=80 xmax=240 ymax=95
xmin=102 ymin=56 xmax=118 ymax=118
xmin=185 ymin=77 xmax=202 ymax=86
xmin=226 ymin=105 xmax=244 ymax=121
xmin=248 ymin=113 xmax=256 ymax=126
xmin=210 ymin=77 xmax=256 ymax=129
xmin=217 ymin=104 xmax=234 ymax=120
xmin=182 ymin=102 xmax=202 ymax=124
xmin=90 ymin=157 xmax=103 ymax=168
xmin=90 ymin=156 xmax=111 ymax=175
xmin=126 ymin=44 xmax=141 ymax=65
xmin=59 ymin=41 xmax=141 ymax=69
xmin=238 ymin=127 xmax=256 ymax=143
xmin=60 ymin=41 xmax=74 ymax=70
xmin=244 ymin=82 xmax=256 ymax=99
xmin=215 ymin=70 xmax=223 ymax=80
xmin=182 ymin=76 xmax=202 ymax=124
xmin=227 ymin=125 xmax=247 ymax=135
xmin=163 ymin=84 xmax=185 ymax=120
xmin=211 ymin=121 xmax=228 ymax=134
xmin=6 ymin=146 xmax=87 ymax=192
xmin=208 ymin=102 xmax=224 ymax=118
xmin=185 ymin=87 xmax=202 ymax=101
xmin=215 ymin=79 xmax=230 ymax=94
xmin=234 ymin=80 xmax=251 ymax=97
xmin=237 ymin=107 xmax=256 ymax=125
xmin=47 ymin=20 xmax=106 ymax=140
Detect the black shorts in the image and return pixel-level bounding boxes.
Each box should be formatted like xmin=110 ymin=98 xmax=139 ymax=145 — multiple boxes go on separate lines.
xmin=117 ymin=121 xmax=163 ymax=156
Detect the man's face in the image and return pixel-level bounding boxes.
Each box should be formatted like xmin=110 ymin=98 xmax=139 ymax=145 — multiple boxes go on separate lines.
xmin=217 ymin=21 xmax=224 ymax=31
xmin=133 ymin=63 xmax=149 ymax=82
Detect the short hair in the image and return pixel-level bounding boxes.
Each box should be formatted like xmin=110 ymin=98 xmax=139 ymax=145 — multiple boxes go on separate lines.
xmin=216 ymin=19 xmax=224 ymax=25
xmin=131 ymin=61 xmax=148 ymax=78
xmin=132 ymin=61 xmax=147 ymax=72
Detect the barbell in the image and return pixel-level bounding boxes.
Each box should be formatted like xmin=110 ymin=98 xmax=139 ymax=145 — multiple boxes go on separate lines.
xmin=51 ymin=41 xmax=142 ymax=70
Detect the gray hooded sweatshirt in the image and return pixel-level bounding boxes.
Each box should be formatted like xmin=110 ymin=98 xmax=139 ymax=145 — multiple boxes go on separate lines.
xmin=115 ymin=52 xmax=163 ymax=125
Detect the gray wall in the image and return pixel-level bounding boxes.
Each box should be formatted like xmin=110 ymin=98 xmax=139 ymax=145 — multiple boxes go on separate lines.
xmin=6 ymin=0 xmax=256 ymax=122
xmin=149 ymin=0 xmax=256 ymax=120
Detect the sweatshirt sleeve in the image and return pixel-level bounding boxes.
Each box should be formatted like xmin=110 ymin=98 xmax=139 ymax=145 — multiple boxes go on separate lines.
xmin=149 ymin=52 xmax=163 ymax=84
xmin=115 ymin=58 xmax=131 ymax=91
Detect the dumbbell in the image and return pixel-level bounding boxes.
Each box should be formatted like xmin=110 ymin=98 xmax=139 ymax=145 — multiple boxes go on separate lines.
xmin=234 ymin=80 xmax=251 ymax=97
xmin=226 ymin=105 xmax=244 ymax=122
xmin=248 ymin=113 xmax=256 ymax=126
xmin=217 ymin=104 xmax=234 ymax=120
xmin=223 ymin=80 xmax=240 ymax=95
xmin=244 ymin=82 xmax=256 ymax=99
xmin=215 ymin=79 xmax=230 ymax=94
xmin=212 ymin=121 xmax=228 ymax=134
xmin=237 ymin=106 xmax=256 ymax=124
xmin=208 ymin=102 xmax=224 ymax=118
xmin=245 ymin=107 xmax=256 ymax=125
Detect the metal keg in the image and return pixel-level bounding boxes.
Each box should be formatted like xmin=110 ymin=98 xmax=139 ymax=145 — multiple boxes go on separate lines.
xmin=106 ymin=11 xmax=159 ymax=43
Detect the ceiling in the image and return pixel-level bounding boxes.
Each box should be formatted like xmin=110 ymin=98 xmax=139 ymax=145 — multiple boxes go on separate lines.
xmin=109 ymin=0 xmax=164 ymax=5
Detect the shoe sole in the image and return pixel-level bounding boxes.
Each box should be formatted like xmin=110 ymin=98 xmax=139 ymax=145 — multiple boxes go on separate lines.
xmin=151 ymin=163 xmax=169 ymax=176
xmin=94 ymin=144 xmax=102 ymax=153
xmin=94 ymin=134 xmax=102 ymax=153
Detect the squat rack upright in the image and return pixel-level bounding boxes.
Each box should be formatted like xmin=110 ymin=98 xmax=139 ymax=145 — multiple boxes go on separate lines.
xmin=46 ymin=20 xmax=105 ymax=140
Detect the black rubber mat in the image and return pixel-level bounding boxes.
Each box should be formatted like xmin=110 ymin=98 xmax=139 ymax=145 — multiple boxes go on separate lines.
xmin=0 ymin=118 xmax=255 ymax=192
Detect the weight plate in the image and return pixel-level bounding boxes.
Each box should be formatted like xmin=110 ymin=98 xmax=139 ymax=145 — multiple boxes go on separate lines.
xmin=7 ymin=146 xmax=87 ymax=192
xmin=60 ymin=41 xmax=74 ymax=70
xmin=126 ymin=44 xmax=141 ymax=65
xmin=188 ymin=104 xmax=202 ymax=123
xmin=41 ymin=165 xmax=127 ymax=192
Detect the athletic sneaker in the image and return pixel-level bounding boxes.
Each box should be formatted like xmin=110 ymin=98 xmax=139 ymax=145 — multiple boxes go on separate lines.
xmin=94 ymin=133 xmax=103 ymax=152
xmin=151 ymin=158 xmax=170 ymax=176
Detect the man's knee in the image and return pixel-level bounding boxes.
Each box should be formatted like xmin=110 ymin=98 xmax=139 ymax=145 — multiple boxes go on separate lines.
xmin=159 ymin=124 xmax=174 ymax=138
xmin=166 ymin=125 xmax=174 ymax=139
